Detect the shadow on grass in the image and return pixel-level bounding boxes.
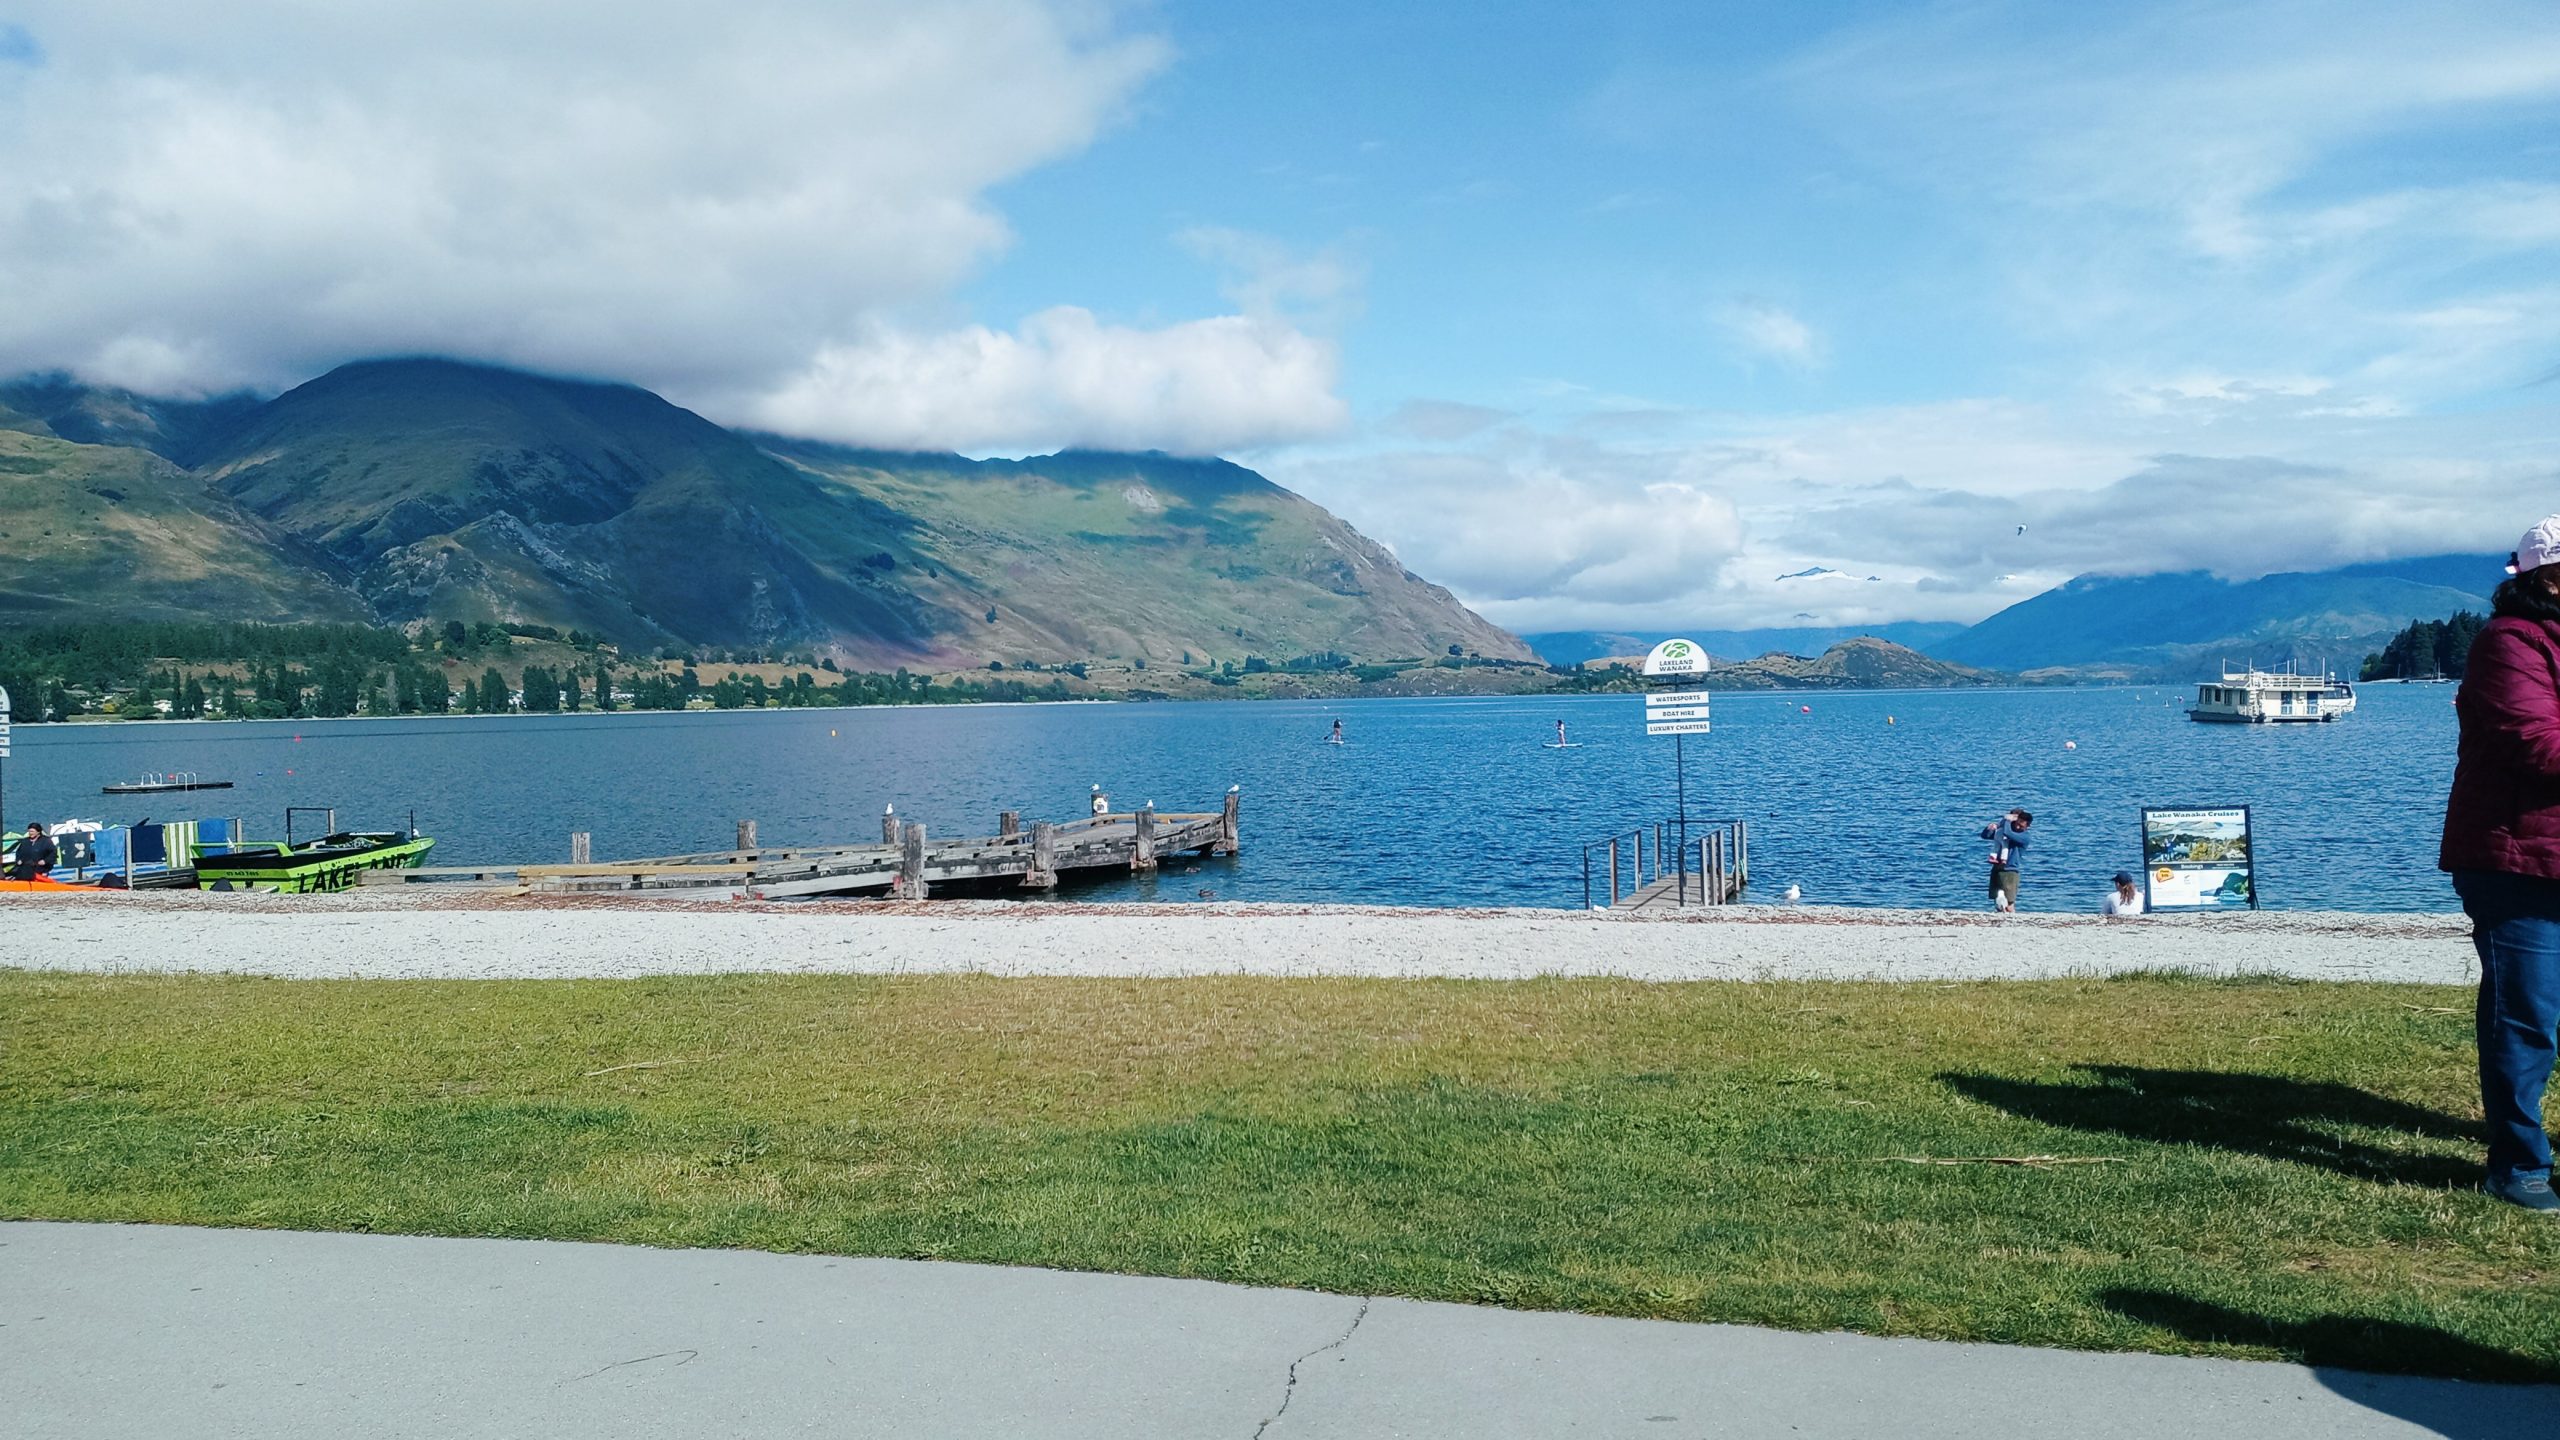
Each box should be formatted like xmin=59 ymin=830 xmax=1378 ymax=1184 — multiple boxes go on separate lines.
xmin=1941 ymin=1066 xmax=2477 ymax=1187
xmin=2101 ymin=1289 xmax=2560 ymax=1434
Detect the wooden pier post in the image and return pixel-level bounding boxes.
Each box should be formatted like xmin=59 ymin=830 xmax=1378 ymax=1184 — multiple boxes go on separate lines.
xmin=882 ymin=807 xmax=899 ymax=845
xmin=1214 ymin=789 xmax=1240 ymax=854
xmin=999 ymin=810 xmax=1020 ymax=841
xmin=1132 ymin=805 xmax=1157 ymax=871
xmin=1608 ymin=837 xmax=1620 ymax=906
xmin=900 ymin=821 xmax=928 ymax=900
xmin=569 ymin=832 xmax=591 ymax=865
xmin=736 ymin=819 xmax=758 ymax=852
xmin=1022 ymin=821 xmax=1059 ymax=888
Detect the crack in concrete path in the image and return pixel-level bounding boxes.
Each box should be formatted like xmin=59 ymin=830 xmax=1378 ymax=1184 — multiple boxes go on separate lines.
xmin=562 ymin=1348 xmax=700 ymax=1384
xmin=1251 ymin=1297 xmax=1371 ymax=1439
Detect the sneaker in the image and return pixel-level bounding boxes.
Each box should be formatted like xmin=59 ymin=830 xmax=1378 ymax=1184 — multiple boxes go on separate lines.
xmin=2482 ymin=1172 xmax=2560 ymax=1213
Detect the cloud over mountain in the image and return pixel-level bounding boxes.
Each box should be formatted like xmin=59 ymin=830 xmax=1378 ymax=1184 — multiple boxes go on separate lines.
xmin=0 ymin=2 xmax=1342 ymax=453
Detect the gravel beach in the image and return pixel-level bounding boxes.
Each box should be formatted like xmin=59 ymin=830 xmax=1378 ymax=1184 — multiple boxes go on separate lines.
xmin=0 ymin=892 xmax=2476 ymax=984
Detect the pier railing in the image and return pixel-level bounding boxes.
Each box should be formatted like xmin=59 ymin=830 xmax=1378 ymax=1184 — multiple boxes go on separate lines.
xmin=1581 ymin=819 xmax=1750 ymax=911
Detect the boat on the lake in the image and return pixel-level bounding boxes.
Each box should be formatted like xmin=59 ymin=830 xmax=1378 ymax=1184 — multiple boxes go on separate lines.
xmin=2189 ymin=664 xmax=2354 ymax=724
xmin=192 ymin=820 xmax=435 ymax=893
xmin=101 ymin=772 xmax=235 ymax=795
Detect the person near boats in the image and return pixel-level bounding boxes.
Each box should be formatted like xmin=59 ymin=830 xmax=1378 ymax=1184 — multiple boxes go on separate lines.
xmin=8 ymin=820 xmax=57 ymax=880
xmin=2103 ymin=872 xmax=2144 ymax=917
xmin=1979 ymin=809 xmax=2032 ymax=913
xmin=2442 ymin=515 xmax=2560 ymax=1214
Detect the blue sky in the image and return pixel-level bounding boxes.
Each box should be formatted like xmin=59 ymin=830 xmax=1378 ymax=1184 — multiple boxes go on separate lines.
xmin=2 ymin=1 xmax=2554 ymax=631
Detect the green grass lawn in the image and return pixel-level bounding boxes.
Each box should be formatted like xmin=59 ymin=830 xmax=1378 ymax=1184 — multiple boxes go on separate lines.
xmin=3 ymin=969 xmax=2553 ymax=1381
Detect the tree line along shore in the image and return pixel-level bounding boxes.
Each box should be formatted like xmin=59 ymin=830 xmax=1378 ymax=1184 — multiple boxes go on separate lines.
xmin=0 ymin=618 xmax=1655 ymax=722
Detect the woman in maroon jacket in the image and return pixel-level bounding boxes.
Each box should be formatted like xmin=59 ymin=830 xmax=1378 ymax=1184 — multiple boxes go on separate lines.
xmin=2443 ymin=516 xmax=2560 ymax=1213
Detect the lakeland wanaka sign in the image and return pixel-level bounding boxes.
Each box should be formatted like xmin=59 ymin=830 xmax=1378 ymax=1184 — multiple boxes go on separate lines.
xmin=2140 ymin=805 xmax=2257 ymax=910
xmin=1641 ymin=638 xmax=1709 ymax=679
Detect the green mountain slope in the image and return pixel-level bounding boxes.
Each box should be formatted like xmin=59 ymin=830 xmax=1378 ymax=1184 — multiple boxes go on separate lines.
xmin=0 ymin=426 xmax=366 ymax=625
xmin=764 ymin=441 xmax=1532 ymax=666
xmin=193 ymin=360 xmax=949 ymax=662
xmin=2 ymin=358 xmax=1525 ymax=668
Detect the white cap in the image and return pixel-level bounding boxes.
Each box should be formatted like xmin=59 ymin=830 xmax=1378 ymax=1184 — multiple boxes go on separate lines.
xmin=2512 ymin=515 xmax=2560 ymax=575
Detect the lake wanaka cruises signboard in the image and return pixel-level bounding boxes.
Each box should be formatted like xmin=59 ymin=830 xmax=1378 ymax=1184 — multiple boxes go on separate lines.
xmin=2141 ymin=805 xmax=2258 ymax=910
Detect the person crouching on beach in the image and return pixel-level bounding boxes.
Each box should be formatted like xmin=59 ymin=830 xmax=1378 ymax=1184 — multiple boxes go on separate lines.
xmin=2104 ymin=872 xmax=2144 ymax=917
xmin=9 ymin=820 xmax=56 ymax=880
xmin=2443 ymin=515 xmax=2560 ymax=1215
xmin=1980 ymin=809 xmax=2031 ymax=912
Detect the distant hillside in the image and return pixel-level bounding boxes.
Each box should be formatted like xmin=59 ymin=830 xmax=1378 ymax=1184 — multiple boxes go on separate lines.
xmin=1705 ymin=637 xmax=1998 ymax=691
xmin=0 ymin=373 xmax=263 ymax=467
xmin=0 ymin=359 xmax=1525 ymax=670
xmin=1526 ymin=621 xmax=1966 ymax=667
xmin=1932 ymin=554 xmax=2501 ymax=677
xmin=0 ymin=425 xmax=365 ymax=626
xmin=765 ymin=439 xmax=1530 ymax=667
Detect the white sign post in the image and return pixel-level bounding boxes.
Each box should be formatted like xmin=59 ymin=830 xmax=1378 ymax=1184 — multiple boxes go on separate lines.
xmin=1638 ymin=642 xmax=1710 ymax=888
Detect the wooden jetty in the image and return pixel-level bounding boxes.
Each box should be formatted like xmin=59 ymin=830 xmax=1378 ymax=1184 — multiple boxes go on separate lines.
xmin=1583 ymin=820 xmax=1749 ymax=911
xmin=368 ymin=792 xmax=1241 ymax=900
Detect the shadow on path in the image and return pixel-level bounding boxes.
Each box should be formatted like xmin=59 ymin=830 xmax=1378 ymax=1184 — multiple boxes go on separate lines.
xmin=2101 ymin=1289 xmax=2559 ymax=1437
xmin=1941 ymin=1066 xmax=2478 ymax=1187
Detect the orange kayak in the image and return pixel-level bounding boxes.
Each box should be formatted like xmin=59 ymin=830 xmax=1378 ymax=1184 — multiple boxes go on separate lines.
xmin=0 ymin=875 xmax=101 ymax=893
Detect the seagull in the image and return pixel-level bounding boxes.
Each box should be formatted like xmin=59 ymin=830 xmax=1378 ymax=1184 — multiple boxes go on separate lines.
xmin=1197 ymin=888 xmax=1216 ymax=900
xmin=1782 ymin=884 xmax=1803 ymax=904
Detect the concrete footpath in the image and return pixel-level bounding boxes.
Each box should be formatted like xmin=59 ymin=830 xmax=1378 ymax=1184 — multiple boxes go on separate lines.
xmin=1 ymin=1223 xmax=2546 ymax=1439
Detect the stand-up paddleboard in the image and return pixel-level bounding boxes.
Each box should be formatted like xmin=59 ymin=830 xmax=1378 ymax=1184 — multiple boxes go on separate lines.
xmin=1543 ymin=741 xmax=1583 ymax=749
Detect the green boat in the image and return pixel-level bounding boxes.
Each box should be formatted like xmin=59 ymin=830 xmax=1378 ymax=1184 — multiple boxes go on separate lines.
xmin=194 ymin=828 xmax=435 ymax=894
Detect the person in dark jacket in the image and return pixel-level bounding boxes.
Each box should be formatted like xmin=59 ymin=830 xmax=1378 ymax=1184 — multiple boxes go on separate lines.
xmin=1980 ymin=809 xmax=2031 ymax=912
xmin=8 ymin=820 xmax=56 ymax=880
xmin=2442 ymin=516 xmax=2560 ymax=1214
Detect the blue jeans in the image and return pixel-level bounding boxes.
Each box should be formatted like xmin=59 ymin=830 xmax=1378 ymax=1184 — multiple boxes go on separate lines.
xmin=2453 ymin=870 xmax=2560 ymax=1181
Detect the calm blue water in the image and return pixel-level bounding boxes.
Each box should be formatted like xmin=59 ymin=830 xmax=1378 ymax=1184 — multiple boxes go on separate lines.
xmin=1 ymin=685 xmax=2463 ymax=911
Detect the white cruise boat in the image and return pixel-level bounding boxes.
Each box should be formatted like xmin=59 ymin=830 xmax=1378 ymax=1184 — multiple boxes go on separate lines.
xmin=2189 ymin=664 xmax=2353 ymax=724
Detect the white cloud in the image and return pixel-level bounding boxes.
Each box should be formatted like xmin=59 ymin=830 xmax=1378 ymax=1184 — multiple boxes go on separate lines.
xmin=751 ymin=308 xmax=1346 ymax=454
xmin=1717 ymin=301 xmax=1823 ymax=369
xmin=0 ymin=2 xmax=1343 ymax=453
xmin=1276 ymin=380 xmax=2551 ymax=633
xmin=1175 ymin=227 xmax=1365 ymax=330
xmin=1270 ymin=434 xmax=1744 ymax=614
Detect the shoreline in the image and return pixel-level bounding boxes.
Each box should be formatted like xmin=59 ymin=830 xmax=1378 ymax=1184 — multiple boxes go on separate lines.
xmin=9 ymin=680 xmax=2195 ymax=734
xmin=0 ymin=894 xmax=2476 ymax=984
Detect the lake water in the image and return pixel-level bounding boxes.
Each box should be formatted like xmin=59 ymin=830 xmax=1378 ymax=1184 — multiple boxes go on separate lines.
xmin=2 ymin=684 xmax=2464 ymax=912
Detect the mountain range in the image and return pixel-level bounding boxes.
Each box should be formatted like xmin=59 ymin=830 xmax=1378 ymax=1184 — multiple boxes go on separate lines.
xmin=1525 ymin=555 xmax=2498 ymax=681
xmin=2 ymin=356 xmax=2505 ymax=682
xmin=0 ymin=359 xmax=1526 ymax=669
